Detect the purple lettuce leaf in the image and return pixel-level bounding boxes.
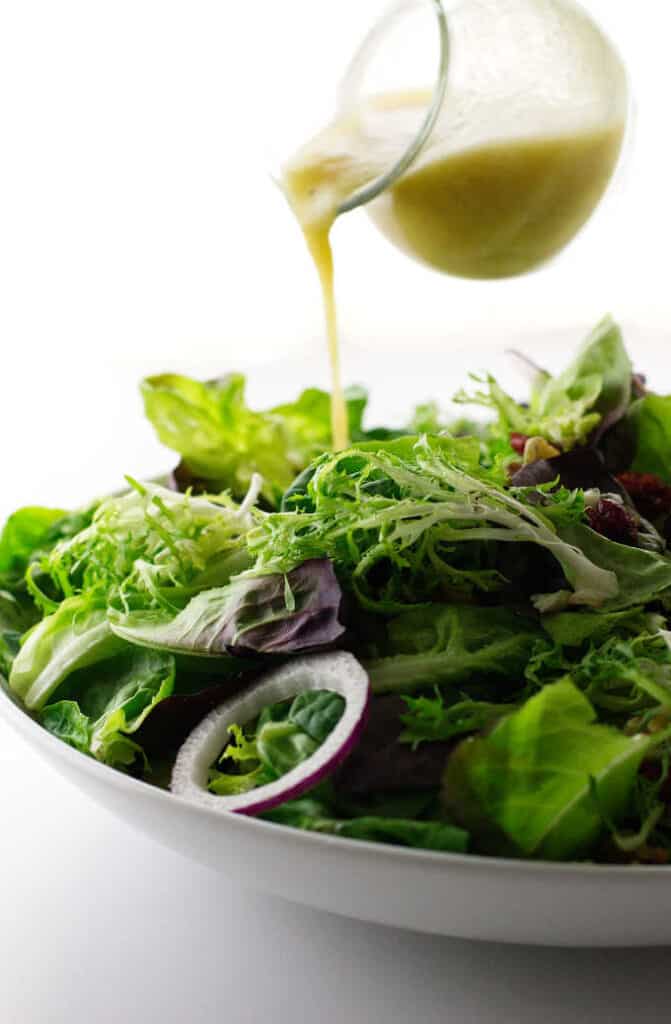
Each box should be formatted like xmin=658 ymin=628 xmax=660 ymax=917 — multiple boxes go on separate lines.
xmin=110 ymin=559 xmax=346 ymax=658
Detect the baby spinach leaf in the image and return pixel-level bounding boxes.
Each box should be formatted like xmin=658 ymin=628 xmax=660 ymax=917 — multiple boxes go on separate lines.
xmin=40 ymin=648 xmax=176 ymax=769
xmin=40 ymin=701 xmax=90 ymax=754
xmin=262 ymin=798 xmax=468 ymax=853
xmin=0 ymin=630 xmax=21 ymax=678
xmin=0 ymin=589 xmax=37 ymax=635
xmin=335 ymin=817 xmax=468 ymax=852
xmin=288 ymin=690 xmax=346 ymax=744
xmin=208 ymin=690 xmax=344 ymax=795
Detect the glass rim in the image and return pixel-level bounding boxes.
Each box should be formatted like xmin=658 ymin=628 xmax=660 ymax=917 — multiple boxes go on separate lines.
xmin=336 ymin=0 xmax=450 ymax=216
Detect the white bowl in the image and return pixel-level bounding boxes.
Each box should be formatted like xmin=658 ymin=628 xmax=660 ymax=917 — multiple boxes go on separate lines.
xmin=3 ymin=682 xmax=671 ymax=948
xmin=5 ymin=329 xmax=671 ymax=947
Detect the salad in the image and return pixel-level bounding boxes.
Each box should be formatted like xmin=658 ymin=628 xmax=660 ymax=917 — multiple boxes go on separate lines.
xmin=5 ymin=316 xmax=671 ymax=864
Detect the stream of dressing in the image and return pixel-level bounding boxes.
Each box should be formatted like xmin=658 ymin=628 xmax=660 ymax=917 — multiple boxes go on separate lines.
xmin=282 ymin=91 xmax=624 ymax=451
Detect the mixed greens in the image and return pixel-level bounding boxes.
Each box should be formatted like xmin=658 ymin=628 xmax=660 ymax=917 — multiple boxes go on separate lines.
xmin=6 ymin=316 xmax=671 ymax=863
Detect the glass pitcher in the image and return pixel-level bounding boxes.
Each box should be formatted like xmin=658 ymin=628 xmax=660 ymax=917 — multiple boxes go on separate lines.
xmin=300 ymin=0 xmax=630 ymax=280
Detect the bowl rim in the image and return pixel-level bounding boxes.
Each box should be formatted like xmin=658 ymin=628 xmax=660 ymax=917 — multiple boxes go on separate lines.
xmin=3 ymin=681 xmax=670 ymax=881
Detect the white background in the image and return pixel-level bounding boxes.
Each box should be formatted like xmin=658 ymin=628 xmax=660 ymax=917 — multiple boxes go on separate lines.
xmin=2 ymin=1 xmax=671 ymax=1020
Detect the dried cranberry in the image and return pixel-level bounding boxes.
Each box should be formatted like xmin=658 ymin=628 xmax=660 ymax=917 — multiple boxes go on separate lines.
xmin=618 ymin=471 xmax=671 ymax=524
xmin=587 ymin=499 xmax=639 ymax=546
xmin=510 ymin=433 xmax=529 ymax=456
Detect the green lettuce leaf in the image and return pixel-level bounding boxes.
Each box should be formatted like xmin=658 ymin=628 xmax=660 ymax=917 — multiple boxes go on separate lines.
xmin=9 ymin=483 xmax=261 ymax=715
xmin=455 ymin=317 xmax=631 ymax=449
xmin=41 ymin=482 xmax=252 ymax=614
xmin=526 ymin=613 xmax=667 ymax=698
xmin=0 ymin=630 xmax=21 ymax=679
xmin=626 ymin=394 xmax=671 ymax=483
xmin=40 ymin=648 xmax=175 ymax=767
xmin=541 ymin=607 xmax=663 ymax=647
xmin=40 ymin=701 xmax=90 ymax=753
xmin=0 ymin=505 xmax=96 ymax=577
xmin=557 ymin=523 xmax=671 ymax=610
xmin=256 ymin=721 xmax=319 ymax=777
xmin=570 ymin=634 xmax=671 ymax=716
xmin=443 ymin=678 xmax=650 ymax=860
xmin=400 ymin=691 xmax=516 ymax=747
xmin=540 ymin=316 xmax=632 ymax=438
xmin=141 ymin=372 xmax=369 ymax=507
xmin=0 ymin=504 xmax=97 ymax=624
xmin=249 ymin=435 xmax=618 ymax=612
xmin=362 ymin=605 xmax=542 ymax=695
xmin=208 ymin=690 xmax=344 ymax=795
xmin=262 ymin=797 xmax=469 ymax=853
xmin=0 ymin=507 xmax=67 ymax=575
xmin=9 ymin=596 xmax=126 ymax=710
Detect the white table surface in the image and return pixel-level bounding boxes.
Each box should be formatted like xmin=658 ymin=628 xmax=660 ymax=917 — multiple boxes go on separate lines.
xmin=2 ymin=714 xmax=671 ymax=1024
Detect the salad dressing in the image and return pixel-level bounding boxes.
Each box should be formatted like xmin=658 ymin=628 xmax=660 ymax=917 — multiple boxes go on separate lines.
xmin=283 ymin=91 xmax=624 ymax=452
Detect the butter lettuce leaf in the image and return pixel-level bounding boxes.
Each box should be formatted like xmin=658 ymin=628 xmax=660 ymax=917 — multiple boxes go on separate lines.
xmin=10 ymin=596 xmax=126 ymax=710
xmin=443 ymin=679 xmax=650 ymax=860
xmin=0 ymin=507 xmax=68 ymax=576
xmin=626 ymin=394 xmax=671 ymax=483
xmin=141 ymin=372 xmax=369 ymax=507
xmin=0 ymin=504 xmax=97 ymax=621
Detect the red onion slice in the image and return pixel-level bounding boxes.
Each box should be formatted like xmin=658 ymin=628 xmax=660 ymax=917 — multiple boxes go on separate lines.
xmin=171 ymin=652 xmax=370 ymax=815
